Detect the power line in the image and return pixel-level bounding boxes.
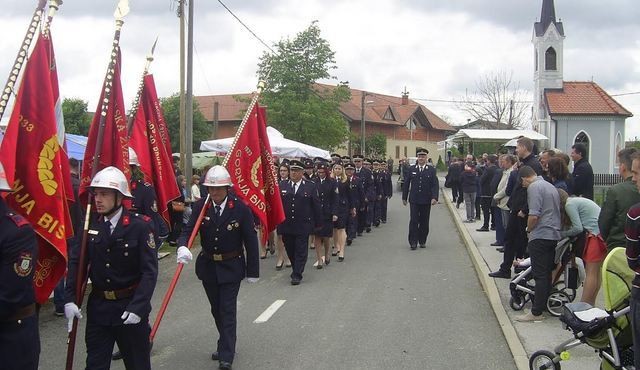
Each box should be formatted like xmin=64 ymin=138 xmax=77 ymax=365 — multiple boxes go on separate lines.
xmin=216 ymin=0 xmax=275 ymax=54
xmin=612 ymin=91 xmax=640 ymax=97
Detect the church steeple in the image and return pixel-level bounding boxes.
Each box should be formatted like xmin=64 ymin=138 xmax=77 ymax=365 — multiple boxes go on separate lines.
xmin=534 ymin=0 xmax=564 ymax=37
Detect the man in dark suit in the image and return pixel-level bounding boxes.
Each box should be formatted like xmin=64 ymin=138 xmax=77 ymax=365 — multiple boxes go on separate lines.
xmin=65 ymin=166 xmax=157 ymax=370
xmin=278 ymin=160 xmax=322 ymax=285
xmin=477 ymin=154 xmax=498 ymax=232
xmin=344 ymin=162 xmax=364 ymax=245
xmin=353 ymin=155 xmax=374 ymax=235
xmin=570 ymin=143 xmax=594 ymax=200
xmin=176 ymin=165 xmax=259 ymax=370
xmin=402 ymin=148 xmax=439 ymax=250
xmin=0 ymin=161 xmax=40 ymax=370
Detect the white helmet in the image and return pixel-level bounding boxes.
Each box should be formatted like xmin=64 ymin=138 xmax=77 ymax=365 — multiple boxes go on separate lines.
xmin=128 ymin=147 xmax=139 ymax=166
xmin=202 ymin=165 xmax=233 ymax=187
xmin=90 ymin=166 xmax=132 ymax=197
xmin=0 ymin=161 xmax=11 ymax=192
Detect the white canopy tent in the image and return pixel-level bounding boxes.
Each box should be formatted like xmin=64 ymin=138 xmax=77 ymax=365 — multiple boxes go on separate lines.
xmin=447 ymin=129 xmax=548 ymax=143
xmin=200 ymin=126 xmax=330 ymax=159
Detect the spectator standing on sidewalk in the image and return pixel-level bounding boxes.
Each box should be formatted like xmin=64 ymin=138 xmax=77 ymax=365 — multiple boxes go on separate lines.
xmin=461 ymin=161 xmax=478 ymax=223
xmin=599 ymin=148 xmax=640 ymax=252
xmin=515 ymin=165 xmax=561 ymax=322
xmin=570 ymin=143 xmax=594 ymax=200
xmin=477 ymin=155 xmax=498 ymax=232
xmin=623 ymin=151 xmax=640 ymax=370
xmin=490 ymin=154 xmax=511 ymax=248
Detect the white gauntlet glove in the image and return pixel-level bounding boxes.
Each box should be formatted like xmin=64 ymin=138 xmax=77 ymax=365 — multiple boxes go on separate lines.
xmin=121 ymin=311 xmax=141 ymax=325
xmin=246 ymin=277 xmax=259 ymax=283
xmin=64 ymin=303 xmax=82 ymax=332
xmin=176 ymin=246 xmax=193 ymax=264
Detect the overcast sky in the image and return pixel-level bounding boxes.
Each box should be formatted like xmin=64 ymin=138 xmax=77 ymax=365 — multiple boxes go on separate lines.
xmin=2 ymin=0 xmax=639 ymax=140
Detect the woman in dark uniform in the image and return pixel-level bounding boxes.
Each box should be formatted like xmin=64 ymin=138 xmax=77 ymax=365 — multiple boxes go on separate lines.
xmin=275 ymin=163 xmax=292 ymax=270
xmin=332 ymin=162 xmax=353 ymax=261
xmin=313 ymin=163 xmax=338 ymax=268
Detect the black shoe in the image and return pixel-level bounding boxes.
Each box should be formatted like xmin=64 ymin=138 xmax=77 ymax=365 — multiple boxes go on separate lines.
xmin=456 ymin=203 xmax=460 ymax=209
xmin=168 ymin=240 xmax=177 ymax=246
xmin=357 ymin=232 xmax=363 ymax=237
xmin=219 ymin=361 xmax=232 ymax=370
xmin=419 ymin=244 xmax=426 ymax=248
xmin=275 ymin=262 xmax=284 ymax=271
xmin=496 ymin=247 xmax=505 ymax=253
xmin=374 ymin=223 xmax=380 ymax=227
xmin=291 ymin=278 xmax=301 ymax=285
xmin=346 ymin=239 xmax=352 ymax=246
xmin=112 ymin=351 xmax=123 ymax=361
xmin=490 ymin=226 xmax=496 ymax=231
xmin=475 ymin=216 xmax=481 ymax=220
xmin=332 ymin=251 xmax=338 ymax=256
xmin=476 ymin=227 xmax=490 ymax=232
xmin=488 ymin=270 xmax=510 ymax=279
xmin=211 ymin=352 xmax=219 ymax=361
xmin=366 ymin=227 xmax=371 ymax=233
xmin=381 ymin=220 xmax=386 ymax=224
xmin=490 ymin=242 xmax=503 ymax=246
xmin=338 ymin=256 xmax=344 ymax=262
xmin=410 ymin=244 xmax=417 ymax=250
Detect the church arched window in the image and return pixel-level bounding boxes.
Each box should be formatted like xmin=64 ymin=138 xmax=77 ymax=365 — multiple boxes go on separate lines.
xmin=574 ymin=131 xmax=591 ymax=160
xmin=545 ymin=47 xmax=557 ymax=71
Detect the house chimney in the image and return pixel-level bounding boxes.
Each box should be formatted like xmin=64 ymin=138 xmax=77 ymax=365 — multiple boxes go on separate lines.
xmin=401 ymin=86 xmax=409 ymax=105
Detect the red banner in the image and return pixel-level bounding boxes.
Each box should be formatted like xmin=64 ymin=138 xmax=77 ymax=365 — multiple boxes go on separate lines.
xmin=226 ymin=103 xmax=285 ymax=244
xmin=79 ymin=47 xmax=130 ymax=200
xmin=0 ymin=33 xmax=72 ymax=303
xmin=129 ymin=74 xmax=180 ymax=224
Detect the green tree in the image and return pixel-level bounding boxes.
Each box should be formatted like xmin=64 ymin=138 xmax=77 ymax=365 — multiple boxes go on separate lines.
xmin=350 ymin=133 xmax=387 ymax=158
xmin=436 ymin=155 xmax=446 ymax=171
xmin=160 ymin=94 xmax=210 ymax=154
xmin=62 ymin=98 xmax=92 ymax=136
xmin=257 ymin=21 xmax=351 ymax=150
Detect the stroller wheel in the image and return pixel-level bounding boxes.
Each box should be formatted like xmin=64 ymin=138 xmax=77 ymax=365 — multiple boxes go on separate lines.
xmin=546 ymin=290 xmax=571 ymax=317
xmin=529 ymin=350 xmax=561 ymax=370
xmin=510 ymin=295 xmax=526 ymax=311
xmin=553 ymin=281 xmax=577 ymax=302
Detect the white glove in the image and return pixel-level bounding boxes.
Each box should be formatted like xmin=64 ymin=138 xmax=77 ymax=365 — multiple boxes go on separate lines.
xmin=121 ymin=311 xmax=141 ymax=325
xmin=64 ymin=303 xmax=82 ymax=332
xmin=176 ymin=246 xmax=193 ymax=264
xmin=246 ymin=277 xmax=259 ymax=283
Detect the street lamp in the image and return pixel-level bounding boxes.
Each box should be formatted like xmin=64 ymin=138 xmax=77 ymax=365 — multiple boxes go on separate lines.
xmin=360 ymin=91 xmax=374 ymax=155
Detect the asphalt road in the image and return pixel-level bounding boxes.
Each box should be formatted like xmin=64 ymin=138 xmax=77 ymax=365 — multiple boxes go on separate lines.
xmin=38 ymin=180 xmax=516 ymax=370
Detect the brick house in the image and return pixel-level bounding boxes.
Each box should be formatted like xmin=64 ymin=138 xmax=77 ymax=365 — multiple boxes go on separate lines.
xmin=194 ymin=84 xmax=454 ymax=161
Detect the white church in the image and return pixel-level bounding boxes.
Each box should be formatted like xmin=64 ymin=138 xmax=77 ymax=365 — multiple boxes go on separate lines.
xmin=532 ymin=0 xmax=632 ymax=174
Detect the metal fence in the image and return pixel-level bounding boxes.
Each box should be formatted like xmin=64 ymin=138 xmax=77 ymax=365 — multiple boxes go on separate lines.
xmin=594 ymin=173 xmax=623 ymax=206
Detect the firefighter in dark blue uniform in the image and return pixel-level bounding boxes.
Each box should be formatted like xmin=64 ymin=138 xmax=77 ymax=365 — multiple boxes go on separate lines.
xmin=278 ymin=160 xmax=322 ymax=285
xmin=344 ymin=162 xmax=364 ymax=245
xmin=372 ymin=160 xmax=384 ymax=227
xmin=353 ymin=155 xmax=374 ymax=235
xmin=0 ymin=161 xmax=40 ymax=370
xmin=129 ymin=148 xmax=169 ymax=247
xmin=363 ymin=158 xmax=376 ymax=232
xmin=65 ymin=166 xmax=158 ymax=370
xmin=379 ymin=161 xmax=393 ymax=224
xmin=402 ymin=148 xmax=439 ymax=250
xmin=312 ymin=161 xmax=338 ymax=268
xmin=176 ymin=165 xmax=259 ymax=370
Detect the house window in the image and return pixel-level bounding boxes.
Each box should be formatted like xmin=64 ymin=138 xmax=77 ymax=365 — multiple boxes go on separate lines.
xmin=384 ymin=108 xmax=395 ymax=121
xmin=395 ymin=145 xmax=400 ymax=159
xmin=403 ymin=146 xmax=407 ymax=157
xmin=534 ymin=48 xmax=538 ymax=71
xmin=545 ymin=47 xmax=557 ymax=71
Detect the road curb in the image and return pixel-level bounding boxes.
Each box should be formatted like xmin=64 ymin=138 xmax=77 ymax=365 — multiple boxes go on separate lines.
xmin=442 ymin=189 xmax=529 ymax=370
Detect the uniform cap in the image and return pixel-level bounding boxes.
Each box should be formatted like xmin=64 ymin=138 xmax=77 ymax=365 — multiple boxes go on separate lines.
xmin=289 ymin=160 xmax=304 ymax=170
xmin=352 ymin=154 xmax=364 ymax=160
xmin=330 ymin=153 xmax=341 ymax=158
xmin=90 ymin=166 xmax=132 ymax=197
xmin=341 ymin=155 xmax=351 ymax=161
xmin=416 ymin=147 xmax=429 ymax=155
xmin=344 ymin=162 xmax=356 ymax=170
xmin=202 ymin=165 xmax=233 ymax=187
xmin=303 ymin=159 xmax=315 ymax=169
xmin=363 ymin=158 xmax=372 ymax=164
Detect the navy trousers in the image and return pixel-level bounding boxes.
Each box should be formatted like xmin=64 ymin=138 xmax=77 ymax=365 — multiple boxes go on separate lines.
xmin=202 ymin=280 xmax=241 ymax=363
xmin=408 ymin=202 xmax=432 ymax=246
xmin=282 ymin=234 xmax=309 ymax=280
xmin=380 ymin=197 xmax=388 ymax=222
xmin=85 ymin=318 xmax=151 ymax=370
xmin=347 ymin=213 xmax=357 ymax=240
xmin=0 ymin=314 xmax=39 ymax=370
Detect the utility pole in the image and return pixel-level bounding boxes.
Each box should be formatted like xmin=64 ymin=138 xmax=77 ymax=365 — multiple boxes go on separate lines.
xmin=360 ymin=91 xmax=366 ymax=155
xmin=178 ymin=0 xmax=186 ymax=176
xmin=185 ymin=0 xmax=194 ymax=198
xmin=212 ymin=101 xmax=219 ymax=139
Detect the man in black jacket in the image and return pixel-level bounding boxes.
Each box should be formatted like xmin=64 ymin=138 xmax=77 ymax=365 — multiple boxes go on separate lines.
xmin=489 ymin=137 xmax=542 ymax=278
xmin=477 ymin=155 xmax=498 ymax=232
xmin=570 ymin=143 xmax=594 ymax=200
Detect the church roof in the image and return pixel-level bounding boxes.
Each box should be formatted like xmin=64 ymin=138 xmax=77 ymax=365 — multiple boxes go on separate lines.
xmin=534 ymin=0 xmax=564 ymax=37
xmin=545 ymin=82 xmax=632 ymax=117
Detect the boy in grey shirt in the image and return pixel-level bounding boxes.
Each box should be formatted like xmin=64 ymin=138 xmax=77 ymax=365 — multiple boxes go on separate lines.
xmin=516 ymin=165 xmax=561 ymax=322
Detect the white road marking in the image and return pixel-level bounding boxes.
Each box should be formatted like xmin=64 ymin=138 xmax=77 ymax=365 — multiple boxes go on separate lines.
xmin=253 ymin=300 xmax=286 ymax=323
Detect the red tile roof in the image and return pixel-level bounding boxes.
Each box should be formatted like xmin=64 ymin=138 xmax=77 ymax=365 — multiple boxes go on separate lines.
xmin=545 ymin=81 xmax=632 ymax=117
xmin=194 ymin=84 xmax=455 ymax=132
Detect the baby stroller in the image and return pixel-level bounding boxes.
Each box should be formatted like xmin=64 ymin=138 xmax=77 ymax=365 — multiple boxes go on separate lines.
xmin=509 ymin=237 xmax=582 ymax=316
xmin=528 ymin=247 xmax=634 ymax=370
